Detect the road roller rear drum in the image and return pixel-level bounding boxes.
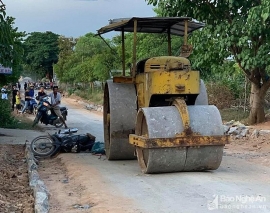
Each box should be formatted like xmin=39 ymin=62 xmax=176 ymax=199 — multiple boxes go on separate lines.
xmin=103 ymin=80 xmax=137 ymax=160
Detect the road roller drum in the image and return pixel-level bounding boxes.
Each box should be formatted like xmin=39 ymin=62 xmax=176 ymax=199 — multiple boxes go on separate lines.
xmin=195 ymin=79 xmax=208 ymax=105
xmin=103 ymin=80 xmax=137 ymax=160
xmin=130 ymin=103 xmax=228 ymax=173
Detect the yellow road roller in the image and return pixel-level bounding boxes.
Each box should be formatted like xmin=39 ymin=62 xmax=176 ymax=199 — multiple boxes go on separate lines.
xmin=96 ymin=17 xmax=229 ymax=174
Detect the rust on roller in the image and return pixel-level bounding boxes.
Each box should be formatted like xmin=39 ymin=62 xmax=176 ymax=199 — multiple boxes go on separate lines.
xmin=129 ymin=134 xmax=229 ymax=148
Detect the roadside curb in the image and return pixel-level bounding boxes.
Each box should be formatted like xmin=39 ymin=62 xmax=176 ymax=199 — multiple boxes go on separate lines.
xmin=25 ymin=145 xmax=50 ymax=213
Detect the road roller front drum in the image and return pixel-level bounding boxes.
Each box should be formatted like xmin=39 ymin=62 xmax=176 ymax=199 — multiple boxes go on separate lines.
xmin=131 ymin=105 xmax=228 ymax=174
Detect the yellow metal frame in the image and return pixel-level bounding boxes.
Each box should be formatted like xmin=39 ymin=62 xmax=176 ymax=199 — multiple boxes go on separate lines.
xmin=129 ymin=98 xmax=229 ymax=148
xmin=173 ymin=98 xmax=190 ymax=133
xmin=135 ymin=70 xmax=200 ymax=108
xmin=129 ymin=134 xmax=229 ymax=148
xmin=113 ymin=76 xmax=134 ymax=83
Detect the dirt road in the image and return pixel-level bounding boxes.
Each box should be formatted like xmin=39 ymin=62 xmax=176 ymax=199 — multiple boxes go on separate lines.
xmin=35 ymin=97 xmax=270 ymax=213
xmin=36 ymin=97 xmax=104 ymax=142
xmin=0 ymin=145 xmax=34 ymax=213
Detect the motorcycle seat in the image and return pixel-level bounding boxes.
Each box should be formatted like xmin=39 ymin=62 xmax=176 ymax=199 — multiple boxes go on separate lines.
xmin=60 ymin=107 xmax=67 ymax=111
xmin=59 ymin=128 xmax=78 ymax=134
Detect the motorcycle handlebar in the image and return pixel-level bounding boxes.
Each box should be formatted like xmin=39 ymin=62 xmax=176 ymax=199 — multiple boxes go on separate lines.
xmin=38 ymin=95 xmax=49 ymax=101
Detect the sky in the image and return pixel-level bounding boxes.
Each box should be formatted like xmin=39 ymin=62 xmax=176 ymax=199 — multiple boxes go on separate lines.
xmin=4 ymin=0 xmax=156 ymax=38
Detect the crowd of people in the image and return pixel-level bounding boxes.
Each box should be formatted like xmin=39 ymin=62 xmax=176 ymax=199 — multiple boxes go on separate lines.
xmin=1 ymin=80 xmax=54 ymax=113
xmin=1 ymin=82 xmax=34 ymax=113
xmin=1 ymin=81 xmax=68 ymax=128
xmin=23 ymin=81 xmax=53 ymax=90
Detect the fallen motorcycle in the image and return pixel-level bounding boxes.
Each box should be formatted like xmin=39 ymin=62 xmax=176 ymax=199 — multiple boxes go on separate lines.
xmin=32 ymin=95 xmax=68 ymax=128
xmin=30 ymin=128 xmax=96 ymax=157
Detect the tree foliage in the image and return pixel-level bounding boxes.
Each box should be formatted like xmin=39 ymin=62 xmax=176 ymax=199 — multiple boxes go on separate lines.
xmin=55 ymin=33 xmax=118 ymax=85
xmin=54 ymin=36 xmax=77 ymax=81
xmin=55 ymin=31 xmax=185 ymax=87
xmin=111 ymin=32 xmax=183 ymax=72
xmin=23 ymin=31 xmax=59 ymax=81
xmin=0 ymin=2 xmax=25 ymax=85
xmin=147 ymin=0 xmax=270 ymax=124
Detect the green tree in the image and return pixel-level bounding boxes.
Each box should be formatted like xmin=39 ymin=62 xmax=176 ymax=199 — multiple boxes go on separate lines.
xmin=23 ymin=31 xmax=59 ymax=81
xmin=54 ymin=36 xmax=77 ymax=81
xmin=92 ymin=47 xmax=119 ymax=82
xmin=60 ymin=53 xmax=81 ymax=83
xmin=112 ymin=32 xmax=183 ymax=70
xmin=0 ymin=2 xmax=25 ymax=85
xmin=76 ymin=34 xmax=119 ymax=83
xmin=55 ymin=33 xmax=118 ymax=85
xmin=147 ymin=0 xmax=270 ymax=124
xmin=75 ymin=33 xmax=106 ymax=59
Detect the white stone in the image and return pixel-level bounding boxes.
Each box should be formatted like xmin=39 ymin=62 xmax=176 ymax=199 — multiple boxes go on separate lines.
xmin=259 ymin=130 xmax=270 ymax=135
xmin=251 ymin=129 xmax=259 ymax=138
xmin=228 ymin=127 xmax=239 ymax=135
xmin=240 ymin=128 xmax=249 ymax=137
xmin=223 ymin=125 xmax=230 ymax=133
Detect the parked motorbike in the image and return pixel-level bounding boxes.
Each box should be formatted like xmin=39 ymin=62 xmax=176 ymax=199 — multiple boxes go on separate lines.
xmin=21 ymin=97 xmax=38 ymax=114
xmin=32 ymin=95 xmax=68 ymax=128
xmin=30 ymin=128 xmax=96 ymax=157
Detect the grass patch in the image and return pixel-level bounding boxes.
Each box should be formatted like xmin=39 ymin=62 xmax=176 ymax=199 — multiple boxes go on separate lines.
xmin=0 ymin=99 xmax=42 ymax=130
xmin=1 ymin=114 xmax=43 ymax=130
xmin=74 ymin=89 xmax=103 ymax=105
xmin=220 ymin=108 xmax=249 ymax=124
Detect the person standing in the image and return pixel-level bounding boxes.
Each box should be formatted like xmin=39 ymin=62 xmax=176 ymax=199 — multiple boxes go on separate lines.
xmin=21 ymin=88 xmax=31 ymax=113
xmin=28 ymin=84 xmax=35 ymax=98
xmin=1 ymin=85 xmax=8 ymax=100
xmin=12 ymin=85 xmax=18 ymax=111
xmin=15 ymin=91 xmax=21 ymax=114
xmin=48 ymin=86 xmax=68 ymax=128
xmin=18 ymin=82 xmax=21 ymax=90
xmin=27 ymin=84 xmax=35 ymax=113
xmin=24 ymin=82 xmax=27 ymax=91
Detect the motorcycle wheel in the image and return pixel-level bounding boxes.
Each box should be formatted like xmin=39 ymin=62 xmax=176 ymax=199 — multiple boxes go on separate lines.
xmin=30 ymin=136 xmax=56 ymax=157
xmin=33 ymin=105 xmax=38 ymax=115
xmin=32 ymin=113 xmax=42 ymax=127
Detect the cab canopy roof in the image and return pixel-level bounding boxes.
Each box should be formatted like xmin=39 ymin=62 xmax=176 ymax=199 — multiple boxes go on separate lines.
xmin=96 ymin=17 xmax=204 ymax=36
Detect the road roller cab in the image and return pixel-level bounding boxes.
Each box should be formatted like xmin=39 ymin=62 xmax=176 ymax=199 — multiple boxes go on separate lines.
xmin=97 ymin=17 xmax=229 ymax=174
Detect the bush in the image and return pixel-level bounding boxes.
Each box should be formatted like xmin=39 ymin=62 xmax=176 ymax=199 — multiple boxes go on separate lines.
xmin=206 ymin=83 xmax=235 ymax=109
xmin=73 ymin=88 xmax=103 ymax=104
xmin=0 ymin=99 xmax=16 ymax=127
xmin=0 ymin=99 xmax=41 ymax=129
xmin=220 ymin=108 xmax=250 ymax=124
xmin=67 ymin=88 xmax=75 ymax=96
